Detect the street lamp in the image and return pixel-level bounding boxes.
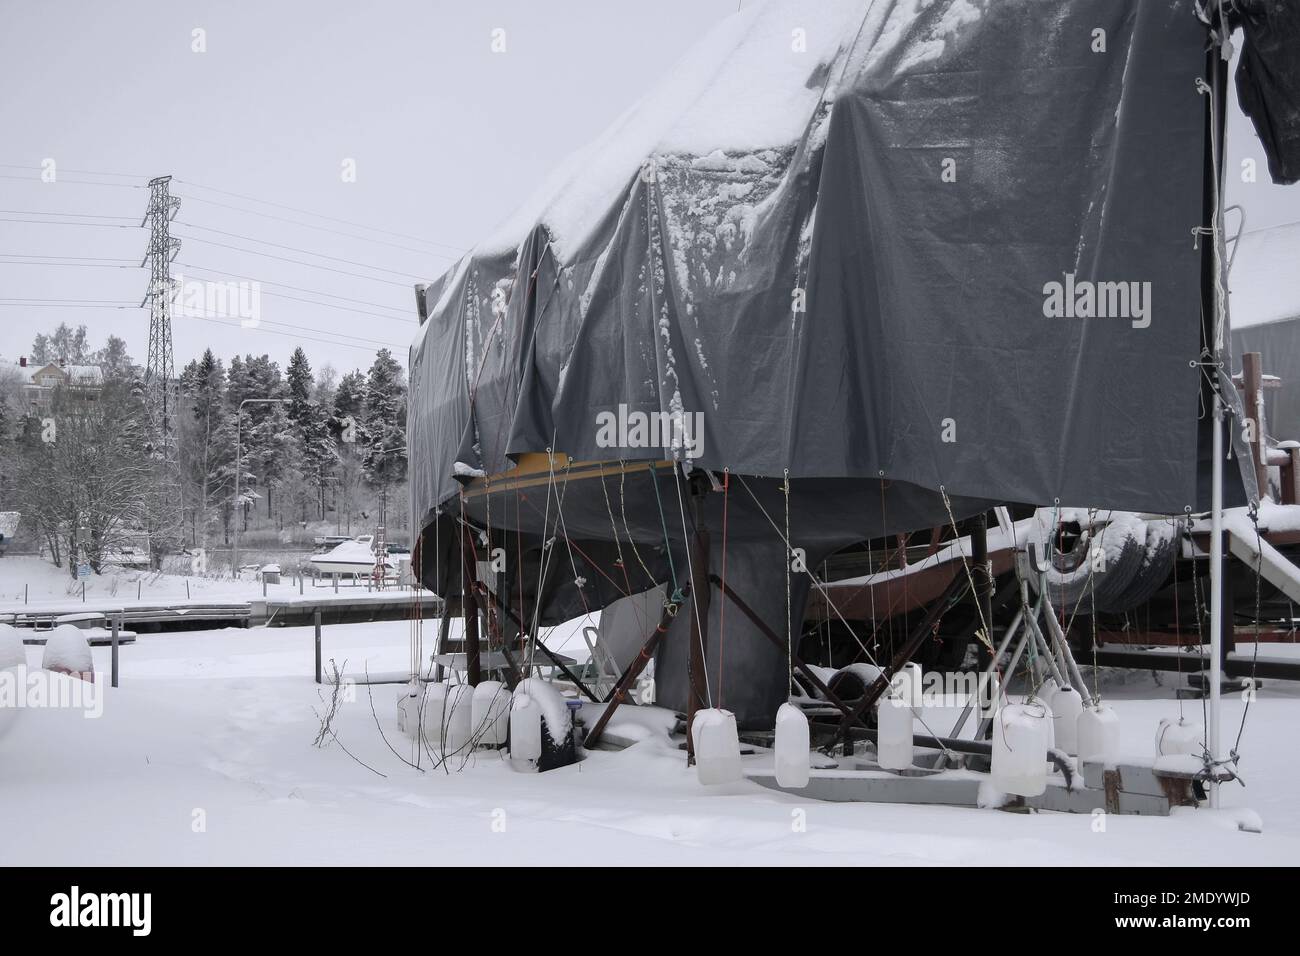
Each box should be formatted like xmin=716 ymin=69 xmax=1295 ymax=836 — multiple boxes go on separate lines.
xmin=232 ymin=397 xmax=289 ymax=577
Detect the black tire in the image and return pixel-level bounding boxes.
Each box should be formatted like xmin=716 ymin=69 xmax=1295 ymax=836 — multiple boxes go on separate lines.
xmin=1029 ymin=511 xmax=1148 ymax=615
xmin=1095 ymin=519 xmax=1178 ymax=613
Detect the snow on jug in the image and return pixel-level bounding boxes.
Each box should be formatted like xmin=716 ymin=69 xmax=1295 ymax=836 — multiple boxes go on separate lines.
xmin=991 ymin=703 xmax=1049 ymax=797
xmin=773 ymin=702 xmax=810 ymax=788
xmin=509 ymin=693 xmax=542 ymax=762
xmin=692 ymin=708 xmax=742 ymax=785
xmin=1155 ymin=717 xmax=1203 ymax=757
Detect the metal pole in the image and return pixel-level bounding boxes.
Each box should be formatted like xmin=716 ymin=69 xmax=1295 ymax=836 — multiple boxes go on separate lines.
xmin=971 ymin=512 xmax=992 ymax=646
xmin=585 ymin=598 xmax=682 ymax=748
xmin=111 ymin=614 xmax=120 ymax=688
xmin=1209 ymin=392 xmax=1224 ymax=808
xmin=462 ymin=526 xmax=481 ymax=688
xmin=1040 ymin=596 xmax=1093 ymax=706
xmin=686 ymin=480 xmax=711 ymax=765
xmin=943 ymin=604 xmax=1025 ymax=740
xmin=314 ymin=608 xmax=322 ymax=684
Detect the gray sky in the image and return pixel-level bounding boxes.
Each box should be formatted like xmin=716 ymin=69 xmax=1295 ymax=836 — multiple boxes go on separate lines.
xmin=0 ymin=1 xmax=1295 ymax=378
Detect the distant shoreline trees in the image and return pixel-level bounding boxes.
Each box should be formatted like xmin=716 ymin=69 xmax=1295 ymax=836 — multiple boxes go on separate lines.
xmin=1 ymin=323 xmax=410 ymax=574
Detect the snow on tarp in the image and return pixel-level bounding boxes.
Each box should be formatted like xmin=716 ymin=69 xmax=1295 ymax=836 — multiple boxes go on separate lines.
xmin=411 ymin=0 xmax=1226 ymax=536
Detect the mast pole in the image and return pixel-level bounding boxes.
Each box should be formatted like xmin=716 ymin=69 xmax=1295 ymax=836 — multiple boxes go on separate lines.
xmin=1206 ymin=7 xmax=1230 ymax=809
xmin=1209 ymin=392 xmax=1223 ymax=809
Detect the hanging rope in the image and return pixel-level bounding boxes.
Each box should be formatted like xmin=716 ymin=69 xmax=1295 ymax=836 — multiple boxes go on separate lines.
xmin=938 ymin=486 xmax=991 ymax=652
xmin=671 ymin=463 xmax=712 ymax=709
xmin=648 ymin=462 xmax=682 ymax=602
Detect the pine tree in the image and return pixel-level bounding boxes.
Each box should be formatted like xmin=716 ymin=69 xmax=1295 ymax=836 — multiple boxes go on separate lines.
xmin=179 ymin=349 xmax=234 ymax=547
xmin=286 ymin=347 xmax=338 ymax=520
xmin=226 ymin=354 xmax=291 ymax=524
xmin=361 ymin=348 xmax=407 ymax=489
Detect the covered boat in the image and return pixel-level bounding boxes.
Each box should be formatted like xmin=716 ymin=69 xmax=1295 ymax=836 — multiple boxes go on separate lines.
xmin=407 ymin=0 xmax=1291 ymax=727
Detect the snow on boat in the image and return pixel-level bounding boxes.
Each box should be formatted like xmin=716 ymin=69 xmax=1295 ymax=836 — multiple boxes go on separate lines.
xmin=309 ymin=535 xmax=398 ymax=577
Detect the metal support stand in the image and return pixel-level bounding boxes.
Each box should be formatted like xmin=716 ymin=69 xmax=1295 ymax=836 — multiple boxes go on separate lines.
xmin=685 ymin=478 xmax=711 ymax=764
xmin=462 ymin=526 xmax=481 ymax=688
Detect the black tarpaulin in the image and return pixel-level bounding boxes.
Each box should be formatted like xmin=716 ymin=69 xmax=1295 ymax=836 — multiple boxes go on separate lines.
xmin=1234 ymin=0 xmax=1300 ymax=185
xmin=411 ymin=0 xmax=1223 ymax=532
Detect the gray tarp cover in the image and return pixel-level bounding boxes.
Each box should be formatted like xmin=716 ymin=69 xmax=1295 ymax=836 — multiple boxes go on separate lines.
xmin=409 ymin=0 xmax=1236 ymax=537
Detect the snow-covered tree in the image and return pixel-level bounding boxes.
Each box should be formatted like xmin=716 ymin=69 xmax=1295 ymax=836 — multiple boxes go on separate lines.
xmin=286 ymin=347 xmax=339 ymax=520
xmin=361 ymin=349 xmax=407 ymax=490
xmin=179 ymin=350 xmax=235 ymax=546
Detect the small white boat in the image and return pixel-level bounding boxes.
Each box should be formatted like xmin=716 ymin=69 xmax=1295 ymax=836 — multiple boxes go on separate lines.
xmin=309 ymin=535 xmax=398 ymax=577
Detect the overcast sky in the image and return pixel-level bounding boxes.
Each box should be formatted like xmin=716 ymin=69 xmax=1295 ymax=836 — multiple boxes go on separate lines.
xmin=1 ymin=1 xmax=1295 ymax=379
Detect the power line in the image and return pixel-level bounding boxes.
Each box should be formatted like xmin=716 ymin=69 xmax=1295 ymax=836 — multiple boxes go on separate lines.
xmin=0 ymin=297 xmax=141 ymax=303
xmin=174 ymin=262 xmax=411 ymax=315
xmin=252 ymin=287 xmax=413 ymax=325
xmin=0 ymin=216 xmax=139 ymax=229
xmin=0 ymin=253 xmax=137 ymax=262
xmin=184 ymin=312 xmax=406 ymax=353
xmin=0 ymin=174 xmax=144 ymax=189
xmin=173 ymin=178 xmax=466 ymax=252
xmin=176 ymin=191 xmax=461 ymax=259
xmin=0 ymin=163 xmax=146 ymax=180
xmin=0 ymin=298 xmax=409 ymax=351
xmin=0 ymin=301 xmax=142 ymax=309
xmin=175 ymin=222 xmax=433 ymax=278
xmin=172 ymin=234 xmax=419 ymax=287
xmin=0 ymin=209 xmax=136 ymax=221
xmin=0 ymin=260 xmax=140 ymax=269
xmin=3 ymin=164 xmax=466 ymax=252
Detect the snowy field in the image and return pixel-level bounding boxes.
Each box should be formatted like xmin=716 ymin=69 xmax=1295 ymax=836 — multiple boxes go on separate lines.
xmin=0 ymin=555 xmax=319 ymax=608
xmin=2 ymin=617 xmax=1298 ymax=866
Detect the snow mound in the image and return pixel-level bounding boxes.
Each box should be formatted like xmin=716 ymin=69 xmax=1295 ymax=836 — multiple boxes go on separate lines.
xmin=0 ymin=622 xmax=25 ymax=671
xmin=42 ymin=624 xmax=92 ymax=675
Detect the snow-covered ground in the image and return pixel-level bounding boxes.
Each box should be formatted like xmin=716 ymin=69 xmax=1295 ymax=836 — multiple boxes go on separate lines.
xmin=0 ymin=555 xmax=312 ymax=609
xmin=2 ymin=618 xmax=1296 ymax=866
